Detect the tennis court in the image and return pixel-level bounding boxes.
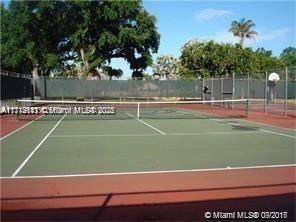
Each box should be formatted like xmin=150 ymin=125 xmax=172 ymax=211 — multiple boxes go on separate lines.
xmin=1 ymin=100 xmax=296 ymax=220
xmin=1 ymin=102 xmax=295 ymax=177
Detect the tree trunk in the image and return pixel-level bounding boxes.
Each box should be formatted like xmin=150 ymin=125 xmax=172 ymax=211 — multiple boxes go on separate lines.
xmin=32 ymin=65 xmax=39 ymax=79
xmin=239 ymin=37 xmax=244 ymax=47
xmin=80 ymin=48 xmax=90 ymax=76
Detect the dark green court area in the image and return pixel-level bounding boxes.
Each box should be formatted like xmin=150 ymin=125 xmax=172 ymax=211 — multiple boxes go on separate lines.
xmin=1 ymin=115 xmax=295 ymax=177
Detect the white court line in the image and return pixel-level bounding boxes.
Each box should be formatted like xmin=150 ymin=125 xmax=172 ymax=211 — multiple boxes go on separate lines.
xmin=49 ymin=131 xmax=265 ymax=138
xmin=124 ymin=112 xmax=166 ymax=135
xmin=170 ymin=131 xmax=264 ymax=136
xmin=50 ymin=133 xmax=162 ymax=138
xmin=2 ymin=164 xmax=295 ymax=179
xmin=0 ymin=115 xmax=44 ymax=141
xmin=211 ymin=119 xmax=225 ymax=122
xmin=193 ymin=109 xmax=296 ymax=138
xmin=11 ymin=114 xmax=66 ymax=177
xmin=229 ymin=123 xmax=242 ymax=126
xmin=259 ymin=129 xmax=296 ymax=139
xmin=240 ymin=118 xmax=296 ymax=132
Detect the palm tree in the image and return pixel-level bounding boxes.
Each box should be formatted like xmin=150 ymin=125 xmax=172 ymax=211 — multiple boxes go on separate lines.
xmin=229 ymin=18 xmax=258 ymax=47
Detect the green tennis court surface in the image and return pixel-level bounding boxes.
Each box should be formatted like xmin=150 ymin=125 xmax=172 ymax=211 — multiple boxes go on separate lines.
xmin=1 ymin=114 xmax=295 ymax=177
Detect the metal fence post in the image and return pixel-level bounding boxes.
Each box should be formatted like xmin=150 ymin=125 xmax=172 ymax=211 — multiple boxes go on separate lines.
xmin=221 ymin=76 xmax=224 ymax=106
xmin=247 ymin=73 xmax=250 ymax=100
xmin=284 ymin=67 xmax=288 ymax=117
xmin=211 ymin=77 xmax=214 ymax=101
xmin=31 ymin=78 xmax=35 ymax=100
xmin=202 ymin=78 xmax=205 ymax=101
xmin=264 ymin=71 xmax=268 ymax=115
xmin=232 ymin=73 xmax=235 ymax=109
xmin=246 ymin=73 xmax=250 ymax=117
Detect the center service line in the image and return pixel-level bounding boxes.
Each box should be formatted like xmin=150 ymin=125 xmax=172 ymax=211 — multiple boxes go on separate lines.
xmin=11 ymin=114 xmax=66 ymax=177
xmin=124 ymin=112 xmax=166 ymax=135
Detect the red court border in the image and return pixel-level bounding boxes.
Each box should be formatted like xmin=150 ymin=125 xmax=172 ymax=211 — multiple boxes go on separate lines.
xmin=1 ymin=166 xmax=295 ymax=220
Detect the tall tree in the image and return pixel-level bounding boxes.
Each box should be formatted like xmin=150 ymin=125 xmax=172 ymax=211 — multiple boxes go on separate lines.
xmin=69 ymin=0 xmax=160 ymax=78
xmin=280 ymin=47 xmax=296 ymax=67
xmin=1 ymin=1 xmax=77 ymax=77
xmin=229 ymin=18 xmax=258 ymax=47
xmin=1 ymin=1 xmax=33 ymax=74
xmin=179 ymin=40 xmax=283 ymax=79
xmin=1 ymin=0 xmax=160 ymax=79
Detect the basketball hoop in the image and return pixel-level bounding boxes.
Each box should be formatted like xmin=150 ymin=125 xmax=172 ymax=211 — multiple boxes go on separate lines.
xmin=268 ymin=72 xmax=280 ymax=82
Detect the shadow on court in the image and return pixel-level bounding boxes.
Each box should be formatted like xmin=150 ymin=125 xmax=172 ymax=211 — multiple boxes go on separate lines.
xmin=2 ymin=192 xmax=295 ymax=221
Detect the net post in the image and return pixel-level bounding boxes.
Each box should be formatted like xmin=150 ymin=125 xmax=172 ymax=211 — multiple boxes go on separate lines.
xmin=137 ymin=103 xmax=140 ymax=118
xmin=264 ymin=71 xmax=268 ymax=115
xmin=246 ymin=98 xmax=250 ymax=117
xmin=284 ymin=67 xmax=288 ymax=117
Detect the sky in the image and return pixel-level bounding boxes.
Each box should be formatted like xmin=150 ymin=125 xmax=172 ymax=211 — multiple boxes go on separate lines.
xmin=112 ymin=0 xmax=296 ymax=78
xmin=2 ymin=0 xmax=296 ymax=78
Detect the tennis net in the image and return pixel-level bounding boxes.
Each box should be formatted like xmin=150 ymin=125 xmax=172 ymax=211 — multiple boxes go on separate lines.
xmin=11 ymin=99 xmax=249 ymax=120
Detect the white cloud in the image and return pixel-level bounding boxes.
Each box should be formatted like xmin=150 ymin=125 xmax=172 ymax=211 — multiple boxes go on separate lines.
xmin=256 ymin=28 xmax=295 ymax=42
xmin=199 ymin=31 xmax=238 ymax=44
xmin=195 ymin=9 xmax=232 ymax=22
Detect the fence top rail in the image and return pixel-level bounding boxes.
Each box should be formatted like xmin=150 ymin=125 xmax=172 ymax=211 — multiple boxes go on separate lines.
xmin=0 ymin=70 xmax=31 ymax=79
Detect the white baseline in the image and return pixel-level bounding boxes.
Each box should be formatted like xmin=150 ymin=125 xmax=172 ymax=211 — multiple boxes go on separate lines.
xmin=2 ymin=163 xmax=295 ymax=179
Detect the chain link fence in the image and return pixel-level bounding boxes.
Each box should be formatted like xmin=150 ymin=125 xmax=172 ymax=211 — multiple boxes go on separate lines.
xmin=1 ymin=67 xmax=295 ymax=118
xmin=203 ymin=67 xmax=295 ymax=117
xmin=0 ymin=70 xmax=33 ymax=101
xmin=34 ymin=77 xmax=204 ymax=101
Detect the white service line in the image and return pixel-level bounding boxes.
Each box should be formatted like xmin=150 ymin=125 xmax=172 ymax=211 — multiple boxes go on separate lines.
xmin=124 ymin=112 xmax=166 ymax=135
xmin=50 ymin=133 xmax=162 ymax=138
xmin=259 ymin=129 xmax=296 ymax=139
xmin=3 ymin=163 xmax=295 ymax=179
xmin=0 ymin=115 xmax=44 ymax=141
xmin=11 ymin=114 xmax=66 ymax=177
xmin=49 ymin=131 xmax=265 ymax=138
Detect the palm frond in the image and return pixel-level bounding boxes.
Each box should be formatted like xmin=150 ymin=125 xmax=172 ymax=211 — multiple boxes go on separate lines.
xmin=229 ymin=18 xmax=257 ymax=46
